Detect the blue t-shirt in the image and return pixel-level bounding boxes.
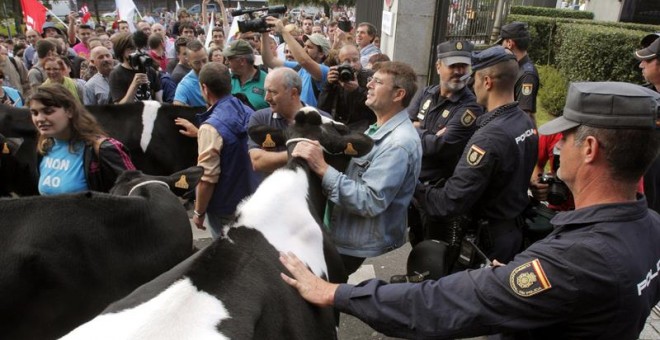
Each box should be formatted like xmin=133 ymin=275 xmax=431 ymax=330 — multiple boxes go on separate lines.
xmin=283 ymin=61 xmax=329 ymax=107
xmin=174 ymin=70 xmax=206 ymax=107
xmin=38 ymin=139 xmax=88 ymax=195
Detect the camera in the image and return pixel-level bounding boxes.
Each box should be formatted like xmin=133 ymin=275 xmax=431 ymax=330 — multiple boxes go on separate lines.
xmin=232 ymin=5 xmax=287 ymax=33
xmin=538 ymin=146 xmax=570 ymax=205
xmin=128 ymin=51 xmax=154 ymax=73
xmin=337 ymin=64 xmax=355 ymax=82
xmin=337 ymin=18 xmax=352 ymax=32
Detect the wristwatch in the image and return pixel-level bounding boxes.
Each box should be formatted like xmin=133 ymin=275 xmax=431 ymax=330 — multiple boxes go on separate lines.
xmin=193 ymin=210 xmax=205 ymax=217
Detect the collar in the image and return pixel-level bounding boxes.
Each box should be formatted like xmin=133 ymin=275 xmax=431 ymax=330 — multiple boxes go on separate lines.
xmin=231 ymin=66 xmax=262 ymax=83
xmin=271 ymin=102 xmax=309 ymax=121
xmin=368 ymin=109 xmax=409 ymax=141
xmin=518 ymin=54 xmax=531 ymax=67
xmin=551 ymin=196 xmax=649 ymax=226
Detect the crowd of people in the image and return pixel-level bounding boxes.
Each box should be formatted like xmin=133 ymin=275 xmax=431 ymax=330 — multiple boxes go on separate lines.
xmin=2 ymin=2 xmax=660 ymax=338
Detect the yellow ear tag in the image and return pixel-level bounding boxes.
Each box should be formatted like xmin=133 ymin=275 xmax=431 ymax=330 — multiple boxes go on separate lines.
xmin=344 ymin=143 xmax=357 ymax=156
xmin=174 ymin=175 xmax=189 ymax=189
xmin=2 ymin=143 xmax=9 ymax=154
xmin=262 ymin=134 xmax=276 ymax=148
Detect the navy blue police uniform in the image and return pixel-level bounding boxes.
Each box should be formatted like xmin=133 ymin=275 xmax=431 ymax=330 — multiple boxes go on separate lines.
xmin=333 ymin=81 xmax=660 ymax=339
xmin=417 ymin=46 xmax=538 ymax=263
xmin=515 ymin=54 xmax=540 ymax=114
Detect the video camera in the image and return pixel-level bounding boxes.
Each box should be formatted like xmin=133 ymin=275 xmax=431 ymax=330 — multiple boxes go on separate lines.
xmin=128 ymin=51 xmax=154 ymax=74
xmin=231 ymin=5 xmax=287 ymax=33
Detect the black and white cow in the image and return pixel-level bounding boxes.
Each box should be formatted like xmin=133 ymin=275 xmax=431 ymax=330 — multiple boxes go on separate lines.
xmin=60 ymin=108 xmax=374 ymax=339
xmin=0 ymin=102 xmax=204 ymax=196
xmin=0 ymin=166 xmax=203 ymax=340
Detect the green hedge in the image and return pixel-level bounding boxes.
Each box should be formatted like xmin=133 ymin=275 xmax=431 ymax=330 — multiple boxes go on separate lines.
xmin=555 ymin=23 xmax=645 ymax=83
xmin=537 ymin=65 xmax=568 ymax=117
xmin=510 ymin=6 xmax=594 ymax=20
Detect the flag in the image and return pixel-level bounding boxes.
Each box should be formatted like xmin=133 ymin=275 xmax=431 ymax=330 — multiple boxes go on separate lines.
xmin=20 ymin=0 xmax=48 ymax=33
xmin=175 ymin=1 xmax=180 ymax=13
xmin=228 ymin=16 xmax=240 ymax=42
xmin=80 ymin=4 xmax=92 ymax=24
xmin=116 ymin=0 xmax=138 ymax=32
xmin=205 ymin=12 xmax=214 ymax=49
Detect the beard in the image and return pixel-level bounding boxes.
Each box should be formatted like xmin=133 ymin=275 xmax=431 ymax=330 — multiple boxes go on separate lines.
xmin=441 ymin=78 xmax=466 ymax=92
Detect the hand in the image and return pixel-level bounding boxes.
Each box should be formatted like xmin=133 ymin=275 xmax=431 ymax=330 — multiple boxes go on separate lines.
xmin=435 ymin=127 xmax=447 ymax=137
xmin=279 ymin=252 xmax=338 ymax=307
xmin=132 ymin=73 xmax=150 ymax=87
xmin=265 ymin=16 xmax=285 ymax=34
xmin=291 ymin=140 xmax=328 ymax=177
xmin=69 ymin=11 xmax=78 ymax=22
xmin=193 ymin=214 xmax=206 ymax=230
xmin=530 ymin=175 xmax=549 ymax=201
xmin=340 ymin=78 xmax=359 ymax=92
xmin=174 ymin=118 xmax=199 ymax=138
xmin=327 ymin=67 xmax=339 ymax=84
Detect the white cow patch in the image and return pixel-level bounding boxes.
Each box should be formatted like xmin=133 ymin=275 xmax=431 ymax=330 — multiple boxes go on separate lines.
xmin=232 ymin=167 xmax=328 ymax=278
xmin=60 ymin=278 xmax=230 ymax=340
xmin=140 ymin=101 xmax=161 ymax=153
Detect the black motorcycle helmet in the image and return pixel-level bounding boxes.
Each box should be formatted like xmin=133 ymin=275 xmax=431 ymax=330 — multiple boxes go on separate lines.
xmin=406 ymin=239 xmax=448 ymax=281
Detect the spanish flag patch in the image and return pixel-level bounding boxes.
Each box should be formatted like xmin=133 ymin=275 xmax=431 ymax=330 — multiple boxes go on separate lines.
xmin=509 ymin=259 xmax=552 ymax=297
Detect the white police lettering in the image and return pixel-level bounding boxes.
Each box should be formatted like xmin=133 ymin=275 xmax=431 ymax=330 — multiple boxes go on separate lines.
xmin=637 ymin=258 xmax=660 ymax=296
xmin=44 ymin=157 xmax=70 ymax=171
xmin=515 ymin=128 xmax=536 ymax=144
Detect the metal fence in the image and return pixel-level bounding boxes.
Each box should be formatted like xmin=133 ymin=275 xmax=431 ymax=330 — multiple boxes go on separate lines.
xmin=445 ymin=0 xmax=499 ymax=44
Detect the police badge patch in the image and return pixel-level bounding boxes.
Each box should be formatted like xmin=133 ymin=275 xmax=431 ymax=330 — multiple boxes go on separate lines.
xmin=417 ymin=99 xmax=432 ymax=120
xmin=509 ymin=259 xmax=552 ymax=297
xmin=466 ymin=144 xmax=486 ymax=166
xmin=522 ymin=83 xmax=533 ymax=96
xmin=456 ymin=41 xmax=463 ymax=50
xmin=460 ymin=109 xmax=476 ymax=126
xmin=441 ymin=109 xmax=450 ymax=118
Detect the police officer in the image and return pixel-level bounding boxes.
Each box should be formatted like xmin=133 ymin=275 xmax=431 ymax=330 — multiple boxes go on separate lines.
xmin=407 ymin=40 xmax=484 ymax=248
xmin=636 ymin=33 xmax=660 ymax=212
xmin=417 ymin=45 xmax=537 ymax=264
xmin=279 ymin=81 xmax=660 ymax=339
xmin=497 ymin=21 xmax=539 ymax=124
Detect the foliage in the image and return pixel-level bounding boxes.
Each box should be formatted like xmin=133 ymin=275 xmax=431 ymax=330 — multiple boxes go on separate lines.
xmin=537 ymin=65 xmax=568 ymax=117
xmin=510 ymin=5 xmax=594 ymax=20
xmin=555 ymin=23 xmax=645 ymax=84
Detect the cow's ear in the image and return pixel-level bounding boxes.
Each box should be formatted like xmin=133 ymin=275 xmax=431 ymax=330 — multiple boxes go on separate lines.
xmin=165 ymin=166 xmax=204 ymax=198
xmin=337 ymin=134 xmax=374 ymax=157
xmin=248 ymin=126 xmax=286 ymax=149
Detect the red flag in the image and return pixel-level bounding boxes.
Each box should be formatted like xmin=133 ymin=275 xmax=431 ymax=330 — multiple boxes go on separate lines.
xmin=20 ymin=0 xmax=48 ymax=33
xmin=81 ymin=4 xmax=92 ymax=24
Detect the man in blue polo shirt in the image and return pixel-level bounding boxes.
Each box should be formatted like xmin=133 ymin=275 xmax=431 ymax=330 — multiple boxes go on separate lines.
xmin=173 ymin=40 xmax=207 ymax=107
xmin=223 ymin=39 xmax=269 ymax=110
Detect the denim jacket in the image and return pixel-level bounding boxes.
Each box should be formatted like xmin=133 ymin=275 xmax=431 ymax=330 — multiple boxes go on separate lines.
xmin=322 ymin=109 xmax=422 ymax=258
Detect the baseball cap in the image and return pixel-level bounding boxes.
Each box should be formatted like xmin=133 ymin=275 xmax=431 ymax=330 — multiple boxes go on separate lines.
xmin=436 ymin=40 xmax=473 ymax=66
xmin=470 ymin=45 xmax=516 ymax=71
xmin=222 ymin=39 xmax=254 ymax=57
xmin=495 ymin=22 xmax=530 ymax=45
xmin=41 ymin=22 xmax=64 ymax=37
xmin=538 ymin=82 xmax=660 ymax=135
xmin=303 ymin=34 xmax=331 ymax=55
xmin=635 ymin=37 xmax=660 ymax=61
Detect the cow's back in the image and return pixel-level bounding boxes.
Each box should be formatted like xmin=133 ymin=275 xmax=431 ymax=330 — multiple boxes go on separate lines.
xmin=0 ymin=191 xmax=193 ymax=339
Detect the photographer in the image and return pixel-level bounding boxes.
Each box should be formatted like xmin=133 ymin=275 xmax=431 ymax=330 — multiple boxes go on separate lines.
xmin=317 ymin=44 xmax=375 ymax=131
xmin=109 ymin=32 xmax=162 ymax=104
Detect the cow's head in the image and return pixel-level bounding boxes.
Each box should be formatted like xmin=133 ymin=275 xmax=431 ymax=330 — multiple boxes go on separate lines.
xmin=248 ymin=107 xmax=374 ymax=170
xmin=110 ymin=166 xmax=204 ymax=199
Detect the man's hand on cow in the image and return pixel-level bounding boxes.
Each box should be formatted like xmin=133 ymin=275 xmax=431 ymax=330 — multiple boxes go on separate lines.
xmin=280 ymin=252 xmax=338 ymax=307
xmin=193 ymin=214 xmax=206 ymax=230
xmin=291 ymin=140 xmax=328 ymax=177
xmin=174 ymin=118 xmax=199 ymax=138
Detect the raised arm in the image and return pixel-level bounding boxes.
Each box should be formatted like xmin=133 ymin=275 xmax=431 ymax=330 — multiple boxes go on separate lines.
xmin=265 ymin=16 xmax=324 ymax=81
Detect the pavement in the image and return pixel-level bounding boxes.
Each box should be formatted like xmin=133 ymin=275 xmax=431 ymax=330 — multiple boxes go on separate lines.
xmin=190 ymin=221 xmax=660 ymax=339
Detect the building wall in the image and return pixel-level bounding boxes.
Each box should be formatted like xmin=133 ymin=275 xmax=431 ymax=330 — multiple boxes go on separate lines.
xmin=584 ymin=0 xmax=622 ymax=22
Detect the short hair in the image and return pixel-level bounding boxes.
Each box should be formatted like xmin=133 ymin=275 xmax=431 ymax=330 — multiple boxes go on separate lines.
xmin=132 ymin=30 xmax=149 ymax=50
xmin=45 ymin=37 xmax=63 ymax=55
xmin=148 ymin=33 xmax=164 ymax=49
xmin=95 ymin=26 xmax=106 ymax=35
xmin=36 ymin=39 xmax=56 ymax=58
xmin=195 ymin=26 xmax=205 ymax=36
xmin=180 ymin=22 xmax=195 ymax=34
xmin=510 ymin=37 xmax=530 ymax=51
xmin=186 ymin=39 xmax=204 ymax=53
xmin=358 ymin=22 xmax=378 ymax=39
xmin=274 ymin=67 xmax=302 ymax=94
xmin=198 ymin=62 xmax=231 ymax=98
xmin=476 ymin=59 xmax=518 ymax=92
xmin=175 ymin=36 xmax=189 ymax=54
xmin=373 ymin=61 xmax=418 ymax=107
xmin=112 ymin=32 xmax=136 ymax=62
xmin=368 ymin=53 xmax=390 ymax=65
xmin=78 ymin=24 xmax=92 ymax=30
xmin=117 ymin=20 xmax=129 ymax=27
xmin=212 ymin=27 xmax=224 ymax=36
xmin=573 ymin=126 xmax=660 ymax=183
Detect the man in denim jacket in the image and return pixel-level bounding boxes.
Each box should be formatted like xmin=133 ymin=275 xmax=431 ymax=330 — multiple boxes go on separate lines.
xmin=293 ymin=61 xmax=422 ymax=274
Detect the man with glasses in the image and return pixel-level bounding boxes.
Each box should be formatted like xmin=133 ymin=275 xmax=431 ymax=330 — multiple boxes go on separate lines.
xmin=223 ymin=39 xmax=268 ymax=110
xmin=173 ymin=40 xmax=207 ymax=107
xmin=292 ymin=61 xmax=422 ymax=275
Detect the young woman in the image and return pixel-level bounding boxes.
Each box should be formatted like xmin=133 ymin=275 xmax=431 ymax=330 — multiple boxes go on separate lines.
xmin=43 ymin=56 xmax=85 ymax=103
xmin=30 ymin=84 xmax=136 ymax=195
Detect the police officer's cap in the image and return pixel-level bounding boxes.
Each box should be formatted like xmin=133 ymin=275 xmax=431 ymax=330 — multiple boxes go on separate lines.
xmin=470 ymin=45 xmax=516 ymax=72
xmin=539 ymin=82 xmax=660 ymax=135
xmin=635 ymin=35 xmax=660 ymax=61
xmin=640 ymin=32 xmax=660 ymax=49
xmin=437 ymin=40 xmax=473 ymax=66
xmin=494 ymin=21 xmax=530 ymax=45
